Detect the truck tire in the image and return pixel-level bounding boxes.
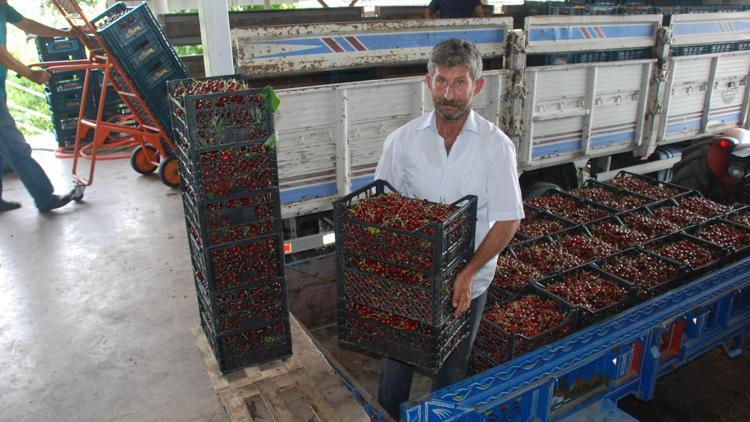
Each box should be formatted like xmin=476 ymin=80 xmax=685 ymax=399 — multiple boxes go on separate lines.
xmin=671 ymin=141 xmax=726 ymax=201
xmin=522 ymin=181 xmax=563 ymax=201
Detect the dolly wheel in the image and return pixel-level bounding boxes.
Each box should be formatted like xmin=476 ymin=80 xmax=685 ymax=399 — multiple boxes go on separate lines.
xmin=130 ymin=144 xmax=159 ymax=175
xmin=159 ymin=156 xmax=180 ymax=188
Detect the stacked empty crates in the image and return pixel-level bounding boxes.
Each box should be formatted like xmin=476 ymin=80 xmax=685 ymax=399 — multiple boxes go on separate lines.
xmin=35 ymin=36 xmax=92 ymax=148
xmin=333 ymin=181 xmax=477 ymax=373
xmin=168 ymin=75 xmax=291 ymax=373
xmin=96 ymin=2 xmax=188 ymax=141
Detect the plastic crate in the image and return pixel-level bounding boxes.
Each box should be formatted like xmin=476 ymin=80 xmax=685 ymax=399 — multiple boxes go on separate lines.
xmin=474 ymin=285 xmax=577 ymax=365
xmin=525 ymin=188 xmax=612 ymax=224
xmin=187 ymin=231 xmax=285 ymax=294
xmin=508 ymin=236 xmax=583 ymax=278
xmin=338 ymin=303 xmax=468 ymax=374
xmin=516 ymin=207 xmax=574 ymax=240
xmin=725 ymin=206 xmax=750 ymax=227
xmin=602 ymin=171 xmax=689 ymax=201
xmin=182 ymin=188 xmax=282 ymax=249
xmin=616 ymin=207 xmax=679 ymax=240
xmin=551 ymin=225 xmax=618 ymax=263
xmin=468 ymin=348 xmax=497 ymax=376
xmin=596 ymin=247 xmax=685 ymax=302
xmin=673 ymin=192 xmax=732 ymax=219
xmin=196 ymin=276 xmax=288 ymax=334
xmin=687 ymin=218 xmax=750 ymax=262
xmin=642 ymin=232 xmax=727 ymax=281
xmin=570 ymin=179 xmax=653 ymax=212
xmin=46 ymin=73 xmax=86 ymax=94
xmin=646 ymin=198 xmax=708 ymax=229
xmin=489 ymin=253 xmax=543 ymax=299
xmin=198 ymin=305 xmax=292 ymax=374
xmin=176 ymin=138 xmax=279 ymax=202
xmin=90 ymin=2 xmax=130 ymax=30
xmin=333 ymin=180 xmax=477 ymax=276
xmin=339 ymin=252 xmax=466 ymax=327
xmin=35 ymin=36 xmax=87 ymax=62
xmin=169 ymin=79 xmax=274 ymax=156
xmin=537 ymin=264 xmax=636 ymax=328
xmin=585 ymin=215 xmax=649 ymax=250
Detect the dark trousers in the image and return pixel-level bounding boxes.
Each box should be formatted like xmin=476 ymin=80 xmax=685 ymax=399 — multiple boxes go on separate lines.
xmin=0 ymin=98 xmax=55 ymax=209
xmin=377 ymin=290 xmax=488 ymax=419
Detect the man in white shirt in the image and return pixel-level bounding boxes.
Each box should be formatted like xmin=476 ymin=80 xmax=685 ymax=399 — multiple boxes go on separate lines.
xmin=374 ymin=38 xmax=524 ymax=418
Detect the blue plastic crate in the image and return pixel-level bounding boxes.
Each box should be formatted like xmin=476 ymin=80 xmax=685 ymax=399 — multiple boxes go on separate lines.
xmin=90 ymin=2 xmax=129 ymax=30
xmin=35 ymin=37 xmax=85 ymax=59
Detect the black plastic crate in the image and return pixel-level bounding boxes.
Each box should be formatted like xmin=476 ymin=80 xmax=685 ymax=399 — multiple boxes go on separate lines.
xmin=725 ymin=206 xmax=750 ymax=227
xmin=687 ymin=218 xmax=750 ymax=262
xmin=570 ymin=179 xmax=653 ymax=212
xmin=508 ymin=236 xmax=583 ymax=278
xmin=468 ymin=348 xmax=497 ymax=376
xmin=176 ymin=138 xmax=279 ymax=202
xmin=525 ymin=188 xmax=612 ymax=224
xmin=169 ymin=80 xmax=274 ymax=156
xmin=597 ymin=247 xmax=685 ymax=302
xmin=646 ymin=198 xmax=708 ymax=229
xmin=642 ymin=232 xmax=727 ymax=281
xmin=585 ymin=215 xmax=649 ymax=250
xmin=338 ymin=303 xmax=468 ymax=374
xmin=673 ymin=192 xmax=732 ymax=219
xmin=537 ymin=264 xmax=636 ymax=328
xmin=196 ymin=276 xmax=288 ymax=334
xmin=182 ymin=187 xmax=282 ymax=248
xmin=616 ymin=207 xmax=680 ymax=240
xmin=474 ymin=285 xmax=577 ymax=365
xmin=333 ymin=180 xmax=477 ymax=276
xmin=489 ymin=253 xmax=543 ymax=299
xmin=187 ymin=231 xmax=285 ymax=294
xmin=602 ymin=171 xmax=689 ymax=201
xmin=551 ymin=225 xmax=618 ymax=264
xmin=516 ymin=207 xmax=574 ymax=240
xmin=338 ymin=252 xmax=466 ymax=327
xmin=198 ymin=306 xmax=292 ymax=374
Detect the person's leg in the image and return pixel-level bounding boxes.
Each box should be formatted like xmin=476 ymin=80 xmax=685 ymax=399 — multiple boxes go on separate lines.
xmin=431 ymin=290 xmax=489 ymax=391
xmin=378 ymin=357 xmax=415 ymax=419
xmin=0 ymin=99 xmax=55 ymax=210
xmin=0 ymin=154 xmax=19 ymax=211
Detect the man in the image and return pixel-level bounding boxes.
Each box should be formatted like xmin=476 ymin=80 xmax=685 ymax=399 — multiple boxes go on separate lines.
xmin=425 ymin=0 xmax=485 ymax=19
xmin=0 ymin=1 xmax=79 ymax=213
xmin=374 ymin=38 xmax=524 ymax=418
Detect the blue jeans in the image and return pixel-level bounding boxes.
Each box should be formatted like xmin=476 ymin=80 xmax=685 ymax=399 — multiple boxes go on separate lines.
xmin=377 ymin=290 xmax=489 ymax=419
xmin=0 ymin=98 xmax=55 ymax=209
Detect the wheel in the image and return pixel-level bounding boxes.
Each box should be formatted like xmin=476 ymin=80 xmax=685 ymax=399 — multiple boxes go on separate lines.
xmin=158 ymin=156 xmax=180 ymax=188
xmin=522 ymin=181 xmax=563 ymax=201
xmin=671 ymin=141 xmax=728 ymax=202
xmin=130 ymin=144 xmax=159 ymax=175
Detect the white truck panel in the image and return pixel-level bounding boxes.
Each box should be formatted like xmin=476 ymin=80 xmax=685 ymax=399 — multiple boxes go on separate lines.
xmin=276 ymin=71 xmax=509 ymax=219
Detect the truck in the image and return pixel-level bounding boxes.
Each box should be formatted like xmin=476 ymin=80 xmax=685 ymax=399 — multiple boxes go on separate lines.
xmin=154 ymin=4 xmax=750 ymax=420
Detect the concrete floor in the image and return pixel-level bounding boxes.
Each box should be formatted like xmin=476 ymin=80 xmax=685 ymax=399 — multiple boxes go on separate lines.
xmin=0 ymin=142 xmax=228 ymax=421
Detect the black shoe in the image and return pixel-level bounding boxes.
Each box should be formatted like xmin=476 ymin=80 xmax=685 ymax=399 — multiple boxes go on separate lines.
xmin=0 ymin=199 xmax=21 ymax=212
xmin=40 ymin=190 xmax=76 ymax=213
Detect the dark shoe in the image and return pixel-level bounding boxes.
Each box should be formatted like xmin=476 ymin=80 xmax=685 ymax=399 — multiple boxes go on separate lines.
xmin=40 ymin=190 xmax=76 ymax=213
xmin=0 ymin=199 xmax=21 ymax=212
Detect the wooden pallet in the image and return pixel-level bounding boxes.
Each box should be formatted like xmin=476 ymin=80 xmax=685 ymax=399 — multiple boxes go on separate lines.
xmin=193 ymin=315 xmax=371 ymax=422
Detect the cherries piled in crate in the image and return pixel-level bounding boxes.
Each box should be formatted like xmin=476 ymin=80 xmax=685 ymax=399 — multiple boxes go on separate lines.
xmin=526 ymin=190 xmax=610 ymax=223
xmin=604 ymin=171 xmax=688 ymax=201
xmin=169 ymin=75 xmax=290 ymax=373
xmin=598 ymin=248 xmax=684 ymax=301
xmin=473 ymin=286 xmax=576 ymax=367
xmin=570 ymin=180 xmax=651 ymax=212
xmin=334 ymin=180 xmax=477 ymax=373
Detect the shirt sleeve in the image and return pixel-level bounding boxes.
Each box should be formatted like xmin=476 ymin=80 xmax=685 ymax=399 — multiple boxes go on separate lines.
xmin=374 ymin=131 xmax=404 ymax=192
xmin=487 ymin=138 xmax=525 ymax=222
xmin=6 ymin=5 xmax=24 ymax=24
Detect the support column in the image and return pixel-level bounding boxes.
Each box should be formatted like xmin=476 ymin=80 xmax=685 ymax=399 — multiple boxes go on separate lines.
xmin=198 ymin=0 xmax=235 ymax=76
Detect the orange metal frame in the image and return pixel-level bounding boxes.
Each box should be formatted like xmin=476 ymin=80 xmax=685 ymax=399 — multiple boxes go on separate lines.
xmin=45 ymin=0 xmax=176 ymax=187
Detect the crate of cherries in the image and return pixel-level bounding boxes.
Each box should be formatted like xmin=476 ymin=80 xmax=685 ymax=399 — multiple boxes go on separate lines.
xmin=526 ymin=189 xmax=611 ymax=224
xmin=334 ymin=180 xmax=477 ymax=372
xmin=643 ymin=232 xmax=726 ymax=280
xmin=689 ymin=218 xmax=750 ymax=261
xmin=474 ymin=285 xmax=577 ymax=365
xmin=603 ymin=171 xmax=688 ymax=201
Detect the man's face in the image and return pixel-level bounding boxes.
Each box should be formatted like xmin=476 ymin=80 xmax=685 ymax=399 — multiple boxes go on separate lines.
xmin=426 ymin=64 xmax=484 ymax=121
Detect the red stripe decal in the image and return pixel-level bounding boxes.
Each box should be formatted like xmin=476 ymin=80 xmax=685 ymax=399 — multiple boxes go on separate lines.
xmin=594 ymin=26 xmax=605 ymax=38
xmin=580 ymin=27 xmax=592 ymax=39
xmin=346 ymin=36 xmax=366 ymax=51
xmin=322 ymin=37 xmax=343 ymax=52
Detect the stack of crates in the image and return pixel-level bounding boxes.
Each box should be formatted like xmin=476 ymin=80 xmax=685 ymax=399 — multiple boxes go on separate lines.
xmin=168 ymin=75 xmax=291 ymax=373
xmin=333 ymin=181 xmax=478 ymax=373
xmin=35 ymin=36 xmax=93 ymax=148
xmin=96 ymin=2 xmax=188 ymax=141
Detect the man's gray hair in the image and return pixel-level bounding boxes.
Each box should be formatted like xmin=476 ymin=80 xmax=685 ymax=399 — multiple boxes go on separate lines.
xmin=427 ymin=38 xmax=483 ymax=81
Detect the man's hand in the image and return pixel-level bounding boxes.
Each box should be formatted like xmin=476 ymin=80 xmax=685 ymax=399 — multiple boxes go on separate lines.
xmin=27 ymin=69 xmax=51 ymax=84
xmin=452 ymin=268 xmax=474 ymax=316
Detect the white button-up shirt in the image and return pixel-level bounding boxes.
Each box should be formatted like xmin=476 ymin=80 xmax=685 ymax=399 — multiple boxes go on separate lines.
xmin=374 ymin=110 xmax=525 ymax=298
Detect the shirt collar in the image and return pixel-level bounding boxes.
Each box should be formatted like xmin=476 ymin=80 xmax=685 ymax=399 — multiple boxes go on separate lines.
xmin=417 ymin=109 xmax=480 ymax=135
